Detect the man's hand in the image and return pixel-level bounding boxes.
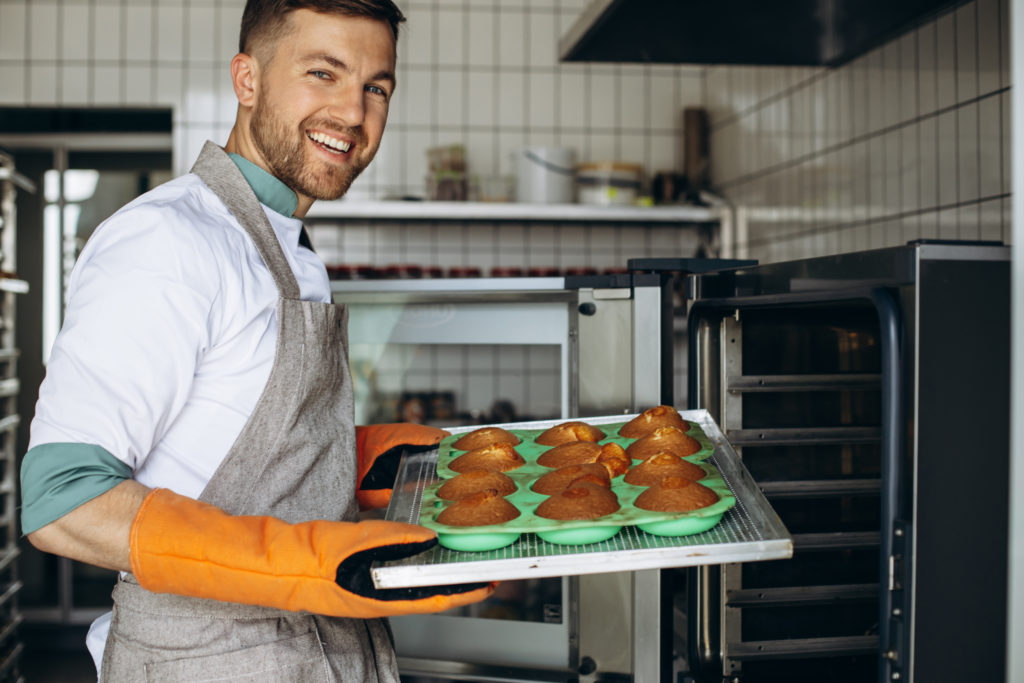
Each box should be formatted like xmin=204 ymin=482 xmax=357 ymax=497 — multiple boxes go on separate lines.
xmin=131 ymin=488 xmax=493 ymax=617
xmin=356 ymin=424 xmax=449 ymax=509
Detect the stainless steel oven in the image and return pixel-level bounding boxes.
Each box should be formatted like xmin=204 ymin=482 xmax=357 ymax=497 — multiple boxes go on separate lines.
xmin=676 ymin=241 xmax=1010 ymax=682
xmin=334 ymin=274 xmax=676 ymax=682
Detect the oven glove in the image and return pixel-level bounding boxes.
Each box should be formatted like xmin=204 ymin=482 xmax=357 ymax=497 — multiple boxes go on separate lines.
xmin=356 ymin=423 xmax=449 ymax=510
xmin=130 ymin=488 xmax=494 ymax=618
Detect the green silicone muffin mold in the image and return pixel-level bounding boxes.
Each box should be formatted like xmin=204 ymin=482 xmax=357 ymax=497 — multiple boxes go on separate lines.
xmin=420 ymin=419 xmax=736 ymax=551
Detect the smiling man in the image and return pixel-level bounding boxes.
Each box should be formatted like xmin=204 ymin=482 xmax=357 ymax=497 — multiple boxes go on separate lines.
xmin=19 ymin=1 xmax=492 ymax=681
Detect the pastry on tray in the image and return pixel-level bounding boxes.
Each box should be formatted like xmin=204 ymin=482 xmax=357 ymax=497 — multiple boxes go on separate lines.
xmin=634 ymin=476 xmax=719 ymax=513
xmin=437 ymin=470 xmax=517 ymax=501
xmin=452 ymin=426 xmax=521 ymax=451
xmin=449 ymin=442 xmax=526 ymax=473
xmin=531 ymin=463 xmax=611 ymax=495
xmin=536 ymin=441 xmax=602 ymax=468
xmin=619 ymin=405 xmax=689 ymax=438
xmin=536 ymin=482 xmax=621 ymax=521
xmin=596 ymin=442 xmax=630 ymax=478
xmin=437 ymin=489 xmax=521 ymax=526
xmin=624 ymin=452 xmax=705 ymax=487
xmin=535 ymin=421 xmax=606 ymax=446
xmin=626 ymin=426 xmax=701 ymax=460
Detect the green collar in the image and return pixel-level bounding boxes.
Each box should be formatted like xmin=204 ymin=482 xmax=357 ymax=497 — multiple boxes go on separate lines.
xmin=228 ymin=154 xmax=298 ymax=218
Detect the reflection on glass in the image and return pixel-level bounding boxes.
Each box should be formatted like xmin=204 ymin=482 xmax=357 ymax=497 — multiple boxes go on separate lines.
xmin=350 ymin=343 xmax=562 ymax=428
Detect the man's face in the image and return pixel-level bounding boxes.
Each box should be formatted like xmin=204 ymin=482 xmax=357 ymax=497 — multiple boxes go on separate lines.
xmin=249 ymin=9 xmax=396 ymax=203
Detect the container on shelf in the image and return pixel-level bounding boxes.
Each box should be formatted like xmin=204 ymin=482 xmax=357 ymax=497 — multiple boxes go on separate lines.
xmin=490 ymin=266 xmax=524 ymax=277
xmin=515 ymin=147 xmax=576 ymax=204
xmin=576 ymin=162 xmax=643 ymax=206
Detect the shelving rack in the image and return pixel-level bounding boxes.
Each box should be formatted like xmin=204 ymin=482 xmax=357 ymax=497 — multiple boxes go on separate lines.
xmin=0 ymin=152 xmax=31 ymax=683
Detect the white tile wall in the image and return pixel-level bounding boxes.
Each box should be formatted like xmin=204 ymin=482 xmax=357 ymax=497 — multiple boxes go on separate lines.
xmin=708 ymin=0 xmax=1011 ymax=262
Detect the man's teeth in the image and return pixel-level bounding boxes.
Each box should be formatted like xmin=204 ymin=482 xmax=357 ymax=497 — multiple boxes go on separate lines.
xmin=308 ymin=132 xmax=351 ymax=153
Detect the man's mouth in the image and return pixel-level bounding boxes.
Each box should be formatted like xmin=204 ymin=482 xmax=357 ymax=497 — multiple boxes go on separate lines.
xmin=307 ymin=131 xmax=352 ymax=154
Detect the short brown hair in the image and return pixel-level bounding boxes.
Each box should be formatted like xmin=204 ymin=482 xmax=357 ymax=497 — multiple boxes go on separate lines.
xmin=239 ymin=0 xmax=405 ymax=58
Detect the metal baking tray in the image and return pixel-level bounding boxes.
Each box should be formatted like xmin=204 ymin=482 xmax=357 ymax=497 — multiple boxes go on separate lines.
xmin=371 ymin=409 xmax=792 ymax=588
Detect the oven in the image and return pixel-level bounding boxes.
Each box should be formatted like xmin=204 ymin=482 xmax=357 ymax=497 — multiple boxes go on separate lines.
xmin=334 ymin=273 xmax=672 ymax=681
xmin=674 ymin=241 xmax=1010 ymax=682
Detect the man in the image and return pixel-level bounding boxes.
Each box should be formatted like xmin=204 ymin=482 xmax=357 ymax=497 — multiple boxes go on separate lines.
xmin=19 ymin=1 xmax=492 ymax=680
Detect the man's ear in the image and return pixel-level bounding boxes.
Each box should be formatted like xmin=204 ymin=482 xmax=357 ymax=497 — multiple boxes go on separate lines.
xmin=231 ymin=53 xmax=258 ymax=108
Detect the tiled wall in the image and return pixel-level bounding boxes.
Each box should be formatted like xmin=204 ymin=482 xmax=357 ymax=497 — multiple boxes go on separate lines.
xmin=707 ymin=0 xmax=1011 ymax=263
xmin=0 ymin=0 xmax=709 ymax=268
xmin=0 ymin=0 xmax=708 ymax=418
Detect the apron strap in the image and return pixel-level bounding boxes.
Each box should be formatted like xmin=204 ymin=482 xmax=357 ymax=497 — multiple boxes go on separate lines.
xmin=191 ymin=141 xmax=301 ymax=299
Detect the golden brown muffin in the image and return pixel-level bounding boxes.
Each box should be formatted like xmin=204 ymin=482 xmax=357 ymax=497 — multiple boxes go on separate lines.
xmin=626 ymin=426 xmax=701 ymax=460
xmin=437 ymin=489 xmax=521 ymax=526
xmin=452 ymin=426 xmax=521 ymax=451
xmin=437 ymin=470 xmax=517 ymax=501
xmin=537 ymin=441 xmax=602 ymax=468
xmin=531 ymin=463 xmax=611 ymax=495
xmin=596 ymin=442 xmax=630 ymax=478
xmin=619 ymin=405 xmax=689 ymax=438
xmin=634 ymin=476 xmax=719 ymax=513
xmin=535 ymin=421 xmax=606 ymax=446
xmin=623 ymin=452 xmax=706 ymax=486
xmin=536 ymin=482 xmax=620 ymax=521
xmin=449 ymin=442 xmax=526 ymax=473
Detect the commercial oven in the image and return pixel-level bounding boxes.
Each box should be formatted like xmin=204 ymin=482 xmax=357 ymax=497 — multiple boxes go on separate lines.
xmin=666 ymin=241 xmax=1010 ymax=683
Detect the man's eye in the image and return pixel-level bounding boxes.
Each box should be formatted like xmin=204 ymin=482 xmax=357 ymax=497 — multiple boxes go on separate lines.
xmin=310 ymin=70 xmax=331 ymax=80
xmin=366 ymin=85 xmax=388 ymax=97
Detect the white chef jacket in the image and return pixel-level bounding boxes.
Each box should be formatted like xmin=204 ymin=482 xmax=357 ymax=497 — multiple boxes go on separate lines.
xmin=26 ymin=171 xmax=331 ymax=671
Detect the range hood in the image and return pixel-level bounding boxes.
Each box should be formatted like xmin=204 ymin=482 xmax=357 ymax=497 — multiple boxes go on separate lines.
xmin=559 ymin=0 xmax=965 ymax=66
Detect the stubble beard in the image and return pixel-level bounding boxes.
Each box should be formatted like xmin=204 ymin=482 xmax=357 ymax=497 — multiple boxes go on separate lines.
xmin=249 ymin=98 xmax=373 ymax=201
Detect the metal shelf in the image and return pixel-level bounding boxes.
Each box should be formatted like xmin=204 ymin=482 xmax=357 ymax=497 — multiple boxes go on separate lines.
xmin=727 ymin=635 xmax=880 ymax=661
xmin=727 ymin=583 xmax=879 ymax=607
xmin=306 ymin=199 xmax=721 ymax=224
xmin=758 ymin=478 xmax=882 ymax=499
xmin=726 ymin=374 xmax=882 ymax=392
xmin=726 ymin=427 xmax=881 ymax=447
xmin=791 ymin=531 xmax=881 ymax=550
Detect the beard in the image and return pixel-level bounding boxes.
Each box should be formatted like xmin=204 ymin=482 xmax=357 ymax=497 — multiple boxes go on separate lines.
xmin=249 ymin=98 xmax=374 ymax=201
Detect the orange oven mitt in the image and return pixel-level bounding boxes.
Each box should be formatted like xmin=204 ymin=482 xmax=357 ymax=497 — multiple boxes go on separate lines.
xmin=356 ymin=423 xmax=449 ymax=509
xmin=130 ymin=488 xmax=493 ymax=618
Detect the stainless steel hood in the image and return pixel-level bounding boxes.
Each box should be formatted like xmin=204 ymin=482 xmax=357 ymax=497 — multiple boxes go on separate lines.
xmin=559 ymin=0 xmax=966 ymax=66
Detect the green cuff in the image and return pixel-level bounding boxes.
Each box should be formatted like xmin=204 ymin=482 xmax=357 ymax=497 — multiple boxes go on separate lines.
xmin=20 ymin=443 xmax=132 ymax=535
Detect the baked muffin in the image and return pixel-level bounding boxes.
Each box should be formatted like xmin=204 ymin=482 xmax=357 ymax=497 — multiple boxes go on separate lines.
xmin=535 ymin=421 xmax=605 ymax=446
xmin=623 ymin=452 xmax=706 ymax=486
xmin=634 ymin=476 xmax=719 ymax=513
xmin=626 ymin=426 xmax=701 ymax=460
xmin=437 ymin=470 xmax=517 ymax=501
xmin=596 ymin=442 xmax=630 ymax=478
xmin=531 ymin=463 xmax=611 ymax=495
xmin=437 ymin=489 xmax=521 ymax=526
xmin=452 ymin=426 xmax=521 ymax=451
xmin=537 ymin=441 xmax=602 ymax=468
xmin=619 ymin=405 xmax=689 ymax=438
xmin=536 ymin=482 xmax=620 ymax=521
xmin=449 ymin=442 xmax=526 ymax=473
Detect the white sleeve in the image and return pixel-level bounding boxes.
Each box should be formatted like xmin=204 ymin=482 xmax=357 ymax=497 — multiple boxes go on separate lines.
xmin=28 ymin=202 xmax=219 ymax=472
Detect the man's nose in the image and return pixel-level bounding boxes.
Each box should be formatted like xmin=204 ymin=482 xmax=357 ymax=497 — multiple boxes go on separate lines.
xmin=328 ymin=85 xmax=366 ymax=127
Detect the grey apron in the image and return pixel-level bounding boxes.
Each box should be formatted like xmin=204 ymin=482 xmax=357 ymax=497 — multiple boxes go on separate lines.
xmin=100 ymin=142 xmax=399 ymax=683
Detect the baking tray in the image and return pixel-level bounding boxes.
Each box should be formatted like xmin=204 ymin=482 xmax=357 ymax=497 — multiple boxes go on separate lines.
xmin=371 ymin=409 xmax=792 ymax=588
